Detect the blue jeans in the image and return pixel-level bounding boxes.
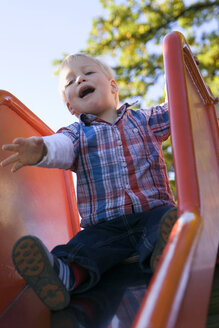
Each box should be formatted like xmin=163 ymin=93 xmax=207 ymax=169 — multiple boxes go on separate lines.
xmin=51 ymin=205 xmax=174 ymax=294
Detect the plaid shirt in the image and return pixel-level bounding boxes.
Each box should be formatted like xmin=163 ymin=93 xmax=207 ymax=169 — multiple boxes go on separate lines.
xmin=58 ymin=103 xmax=175 ymax=228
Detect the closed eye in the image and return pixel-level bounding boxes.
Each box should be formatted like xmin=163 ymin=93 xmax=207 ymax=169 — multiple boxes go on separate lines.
xmin=85 ymin=71 xmax=94 ymax=75
xmin=65 ymin=79 xmax=75 ymax=88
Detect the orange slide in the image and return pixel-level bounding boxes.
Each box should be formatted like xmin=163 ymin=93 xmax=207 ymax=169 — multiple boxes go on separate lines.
xmin=0 ymin=91 xmax=80 ymax=327
xmin=133 ymin=32 xmax=219 ymax=328
xmin=0 ymin=32 xmax=218 ymax=327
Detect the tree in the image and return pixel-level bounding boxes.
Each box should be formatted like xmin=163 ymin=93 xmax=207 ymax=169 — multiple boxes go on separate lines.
xmin=84 ymin=0 xmax=218 ymax=100
xmin=53 ymin=0 xmax=219 ymax=199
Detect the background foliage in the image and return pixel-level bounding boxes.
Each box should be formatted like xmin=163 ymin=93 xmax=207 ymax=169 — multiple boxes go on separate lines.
xmin=53 ymin=0 xmax=219 ymax=199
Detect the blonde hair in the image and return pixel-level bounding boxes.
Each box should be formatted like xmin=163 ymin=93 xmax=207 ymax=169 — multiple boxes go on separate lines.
xmin=59 ymin=53 xmax=118 ymax=105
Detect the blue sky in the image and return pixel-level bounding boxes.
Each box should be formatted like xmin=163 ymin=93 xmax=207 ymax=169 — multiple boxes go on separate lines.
xmin=0 ymin=0 xmax=103 ymax=131
xmin=1 ymin=1 xmax=216 ymax=134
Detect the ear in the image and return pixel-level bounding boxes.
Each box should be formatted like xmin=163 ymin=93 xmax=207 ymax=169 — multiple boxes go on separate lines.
xmin=110 ymin=79 xmax=118 ymax=94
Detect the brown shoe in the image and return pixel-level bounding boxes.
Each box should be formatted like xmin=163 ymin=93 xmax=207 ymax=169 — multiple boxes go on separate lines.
xmin=12 ymin=235 xmax=70 ymax=311
xmin=150 ymin=207 xmax=178 ymax=272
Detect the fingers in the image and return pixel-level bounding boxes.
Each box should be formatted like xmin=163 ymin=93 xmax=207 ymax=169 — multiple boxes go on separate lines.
xmin=1 ymin=139 xmax=24 ymax=171
xmin=0 ymin=153 xmax=19 ymax=167
xmin=13 ymin=137 xmax=26 ymax=145
xmin=1 ymin=136 xmax=44 ymax=172
xmin=2 ymin=137 xmax=26 ymax=152
xmin=0 ymin=152 xmax=24 ymax=172
xmin=11 ymin=161 xmax=24 ymax=173
xmin=2 ymin=143 xmax=20 ymax=152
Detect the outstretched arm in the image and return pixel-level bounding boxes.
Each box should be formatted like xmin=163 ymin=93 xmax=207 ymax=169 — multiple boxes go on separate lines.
xmin=1 ymin=133 xmax=75 ymax=172
xmin=1 ymin=137 xmax=46 ymax=172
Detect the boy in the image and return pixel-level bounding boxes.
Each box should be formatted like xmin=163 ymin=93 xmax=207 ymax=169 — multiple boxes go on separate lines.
xmin=0 ymin=54 xmax=177 ymax=311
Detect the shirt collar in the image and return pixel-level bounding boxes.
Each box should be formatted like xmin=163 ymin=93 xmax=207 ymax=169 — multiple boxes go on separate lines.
xmin=79 ymin=101 xmax=138 ymax=125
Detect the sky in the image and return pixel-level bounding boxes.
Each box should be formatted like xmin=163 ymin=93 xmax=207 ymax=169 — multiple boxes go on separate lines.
xmin=1 ymin=1 xmax=216 ymax=134
xmin=0 ymin=0 xmax=104 ymax=131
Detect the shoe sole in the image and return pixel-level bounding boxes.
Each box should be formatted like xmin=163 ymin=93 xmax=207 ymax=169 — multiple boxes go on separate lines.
xmin=12 ymin=235 xmax=70 ymax=311
xmin=150 ymin=207 xmax=178 ymax=272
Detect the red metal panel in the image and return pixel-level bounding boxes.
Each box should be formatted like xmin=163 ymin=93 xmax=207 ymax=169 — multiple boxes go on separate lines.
xmin=0 ymin=91 xmax=80 ymax=316
xmin=133 ymin=32 xmax=219 ymax=328
xmin=0 ymin=288 xmax=50 ymax=328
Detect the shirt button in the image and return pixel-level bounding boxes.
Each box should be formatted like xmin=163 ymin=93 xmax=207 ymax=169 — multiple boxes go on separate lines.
xmin=125 ymin=183 xmax=130 ymax=189
xmin=133 ymin=128 xmax=138 ymax=133
xmin=117 ymin=140 xmax=122 ymax=146
xmin=122 ymin=162 xmax=127 ymax=167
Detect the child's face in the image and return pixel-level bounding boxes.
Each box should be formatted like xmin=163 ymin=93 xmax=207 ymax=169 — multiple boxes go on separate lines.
xmin=60 ymin=57 xmax=118 ymax=118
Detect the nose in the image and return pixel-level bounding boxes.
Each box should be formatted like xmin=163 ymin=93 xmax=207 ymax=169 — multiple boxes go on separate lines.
xmin=76 ymin=74 xmax=86 ymax=85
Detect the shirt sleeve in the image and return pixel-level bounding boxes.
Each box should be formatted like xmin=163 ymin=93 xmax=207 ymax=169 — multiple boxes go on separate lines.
xmin=35 ymin=121 xmax=80 ymax=170
xmin=146 ymin=103 xmax=170 ymax=141
xmin=35 ymin=133 xmax=75 ymax=169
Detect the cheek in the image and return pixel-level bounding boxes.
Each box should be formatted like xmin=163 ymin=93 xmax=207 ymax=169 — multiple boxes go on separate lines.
xmin=65 ymin=88 xmax=75 ymax=104
xmin=98 ymin=82 xmax=110 ymax=95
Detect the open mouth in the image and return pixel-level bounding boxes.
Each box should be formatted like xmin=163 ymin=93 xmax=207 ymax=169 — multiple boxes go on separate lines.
xmin=79 ymin=87 xmax=95 ymax=98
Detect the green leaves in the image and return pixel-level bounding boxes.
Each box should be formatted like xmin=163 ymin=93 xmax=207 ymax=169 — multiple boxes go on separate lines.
xmin=53 ymin=0 xmax=219 ymax=200
xmin=84 ymin=0 xmax=218 ymax=103
xmin=84 ymin=1 xmax=218 ymax=200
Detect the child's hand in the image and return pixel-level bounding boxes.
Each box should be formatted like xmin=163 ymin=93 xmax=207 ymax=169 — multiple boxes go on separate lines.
xmin=0 ymin=137 xmax=47 ymax=172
